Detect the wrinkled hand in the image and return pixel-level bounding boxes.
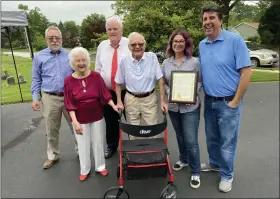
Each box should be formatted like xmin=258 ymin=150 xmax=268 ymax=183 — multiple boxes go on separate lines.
xmin=112 ymin=104 xmax=119 ymax=113
xmin=73 ymin=121 xmax=83 ymax=135
xmin=161 ymin=102 xmax=168 ymax=113
xmin=228 ymin=100 xmax=239 ymax=108
xmin=116 ymin=102 xmax=124 ymax=111
xmin=32 ymin=100 xmax=40 ymax=111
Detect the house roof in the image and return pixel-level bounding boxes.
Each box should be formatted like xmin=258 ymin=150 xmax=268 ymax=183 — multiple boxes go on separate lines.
xmin=235 ymin=22 xmax=259 ymax=29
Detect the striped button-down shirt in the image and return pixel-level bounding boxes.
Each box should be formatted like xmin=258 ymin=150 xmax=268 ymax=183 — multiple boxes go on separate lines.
xmin=161 ymin=56 xmax=202 ymax=113
xmin=31 ymin=48 xmax=73 ymax=100
xmin=115 ymin=52 xmax=163 ymax=93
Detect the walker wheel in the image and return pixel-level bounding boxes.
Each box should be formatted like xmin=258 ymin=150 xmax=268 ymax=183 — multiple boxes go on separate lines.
xmin=103 ymin=186 xmax=130 ymax=199
xmin=160 ymin=183 xmax=177 ymax=199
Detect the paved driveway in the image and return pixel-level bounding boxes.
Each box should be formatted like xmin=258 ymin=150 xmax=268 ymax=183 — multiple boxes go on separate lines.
xmin=1 ymin=82 xmax=279 ymax=198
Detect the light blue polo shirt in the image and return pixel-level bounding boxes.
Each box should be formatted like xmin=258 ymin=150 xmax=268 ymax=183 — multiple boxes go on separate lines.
xmin=115 ymin=52 xmax=163 ymax=93
xmin=199 ymin=29 xmax=251 ymax=97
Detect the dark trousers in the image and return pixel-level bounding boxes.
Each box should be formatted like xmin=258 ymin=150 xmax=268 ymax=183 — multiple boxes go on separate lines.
xmin=103 ymin=89 xmax=126 ymax=150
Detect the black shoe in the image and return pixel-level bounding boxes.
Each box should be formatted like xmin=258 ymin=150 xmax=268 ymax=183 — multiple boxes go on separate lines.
xmin=105 ymin=148 xmax=116 ymax=159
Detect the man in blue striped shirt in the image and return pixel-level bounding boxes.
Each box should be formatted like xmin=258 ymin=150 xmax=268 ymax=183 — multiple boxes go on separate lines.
xmin=31 ymin=26 xmax=78 ymax=169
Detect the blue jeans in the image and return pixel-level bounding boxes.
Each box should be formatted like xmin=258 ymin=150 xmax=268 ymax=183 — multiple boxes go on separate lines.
xmin=168 ymin=106 xmax=201 ymax=175
xmin=204 ymin=97 xmax=242 ymax=180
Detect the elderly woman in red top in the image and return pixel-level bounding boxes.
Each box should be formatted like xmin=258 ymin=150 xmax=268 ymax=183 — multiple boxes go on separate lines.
xmin=64 ymin=47 xmax=118 ymax=181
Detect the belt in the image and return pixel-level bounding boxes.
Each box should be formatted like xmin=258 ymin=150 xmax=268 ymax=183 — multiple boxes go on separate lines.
xmin=44 ymin=92 xmax=64 ymax=97
xmin=127 ymin=89 xmax=154 ymax=98
xmin=205 ymin=94 xmax=234 ymax=101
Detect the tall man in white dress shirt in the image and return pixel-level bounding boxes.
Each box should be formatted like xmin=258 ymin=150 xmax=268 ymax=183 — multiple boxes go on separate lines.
xmin=95 ymin=16 xmax=130 ymax=158
xmin=115 ymin=32 xmax=168 ymax=139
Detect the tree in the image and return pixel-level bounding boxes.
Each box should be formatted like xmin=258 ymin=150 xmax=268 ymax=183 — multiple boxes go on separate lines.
xmin=63 ymin=21 xmax=80 ymax=48
xmin=18 ymin=4 xmax=28 ymax=11
xmin=212 ymin=0 xmax=242 ymax=28
xmin=112 ymin=1 xmax=205 ymax=55
xmin=80 ymin=13 xmax=106 ymax=49
xmin=28 ymin=7 xmax=50 ymax=38
xmin=258 ymin=1 xmax=280 ymax=54
xmin=256 ymin=0 xmax=274 ymax=21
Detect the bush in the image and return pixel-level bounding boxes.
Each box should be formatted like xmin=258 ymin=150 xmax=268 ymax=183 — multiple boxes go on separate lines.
xmin=247 ymin=36 xmax=261 ymax=44
xmin=34 ymin=32 xmax=47 ymax=51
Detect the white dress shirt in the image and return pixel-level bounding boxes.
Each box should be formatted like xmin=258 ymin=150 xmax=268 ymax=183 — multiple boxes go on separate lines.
xmin=95 ymin=37 xmax=131 ymax=90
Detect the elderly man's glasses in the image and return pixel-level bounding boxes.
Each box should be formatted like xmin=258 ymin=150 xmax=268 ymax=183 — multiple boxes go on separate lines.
xmin=47 ymin=36 xmax=62 ymax=41
xmin=129 ymin=43 xmax=145 ymax=48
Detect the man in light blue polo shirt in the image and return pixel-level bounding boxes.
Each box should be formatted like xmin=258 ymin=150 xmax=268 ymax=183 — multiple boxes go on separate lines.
xmin=199 ymin=5 xmax=252 ymax=192
xmin=115 ymin=32 xmax=168 ymax=139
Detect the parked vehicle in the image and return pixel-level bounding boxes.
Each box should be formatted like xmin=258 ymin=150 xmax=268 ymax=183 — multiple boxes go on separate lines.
xmin=246 ymin=41 xmax=279 ymax=67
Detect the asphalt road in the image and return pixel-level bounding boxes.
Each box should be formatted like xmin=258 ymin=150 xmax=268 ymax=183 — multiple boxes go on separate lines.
xmin=1 ymin=82 xmax=279 ymax=198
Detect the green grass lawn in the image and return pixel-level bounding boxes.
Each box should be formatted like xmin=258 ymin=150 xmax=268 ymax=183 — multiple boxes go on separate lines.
xmin=1 ymin=54 xmax=279 ymax=104
xmin=252 ymin=67 xmax=280 ymax=71
xmin=1 ymin=54 xmax=33 ymax=104
xmin=250 ymin=71 xmax=279 ymax=82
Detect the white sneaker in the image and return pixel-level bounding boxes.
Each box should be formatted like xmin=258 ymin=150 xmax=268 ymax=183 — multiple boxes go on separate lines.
xmin=219 ymin=178 xmax=233 ymax=193
xmin=172 ymin=160 xmax=188 ymax=171
xmin=190 ymin=175 xmax=201 ymax=189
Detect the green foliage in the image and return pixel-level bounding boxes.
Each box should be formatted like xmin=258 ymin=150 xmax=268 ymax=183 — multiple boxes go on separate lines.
xmin=258 ymin=1 xmax=280 ymax=49
xmin=80 ymin=13 xmax=106 ymax=49
xmin=34 ymin=32 xmax=47 ymax=51
xmin=112 ymin=1 xmax=205 ymax=55
xmin=247 ymin=36 xmax=261 ymax=44
xmin=91 ymin=33 xmax=108 ymax=44
xmin=62 ymin=21 xmax=80 ymax=48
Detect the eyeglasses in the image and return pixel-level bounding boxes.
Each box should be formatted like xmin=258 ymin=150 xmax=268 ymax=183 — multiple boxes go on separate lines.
xmin=173 ymin=40 xmax=185 ymax=44
xmin=129 ymin=43 xmax=145 ymax=48
xmin=47 ymin=36 xmax=62 ymax=41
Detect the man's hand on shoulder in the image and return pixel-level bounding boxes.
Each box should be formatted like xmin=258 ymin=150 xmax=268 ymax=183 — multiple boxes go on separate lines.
xmin=32 ymin=100 xmax=41 ymax=111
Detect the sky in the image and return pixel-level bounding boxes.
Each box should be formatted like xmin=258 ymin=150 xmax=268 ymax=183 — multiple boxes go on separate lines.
xmin=2 ymin=1 xmax=258 ymax=25
xmin=1 ymin=1 xmax=115 ymax=25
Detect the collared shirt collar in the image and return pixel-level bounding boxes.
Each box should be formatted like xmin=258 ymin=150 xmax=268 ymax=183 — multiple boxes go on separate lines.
xmin=109 ymin=37 xmax=125 ymax=49
xmin=129 ymin=52 xmax=146 ymax=63
xmin=206 ymin=29 xmax=227 ymax=43
xmin=168 ymin=55 xmax=187 ymax=64
xmin=48 ymin=47 xmax=62 ymax=54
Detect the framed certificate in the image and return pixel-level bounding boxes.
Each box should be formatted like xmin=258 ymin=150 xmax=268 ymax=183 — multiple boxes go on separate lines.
xmin=169 ymin=71 xmax=198 ymax=104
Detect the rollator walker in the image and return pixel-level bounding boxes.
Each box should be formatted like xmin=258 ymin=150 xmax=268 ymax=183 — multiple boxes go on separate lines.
xmin=103 ymin=110 xmax=177 ymax=199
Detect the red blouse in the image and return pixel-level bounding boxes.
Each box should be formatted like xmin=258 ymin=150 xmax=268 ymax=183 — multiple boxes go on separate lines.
xmin=64 ymin=71 xmax=112 ymax=124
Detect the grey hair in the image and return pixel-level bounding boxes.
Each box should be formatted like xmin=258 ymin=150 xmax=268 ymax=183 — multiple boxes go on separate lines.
xmin=128 ymin=32 xmax=146 ymax=44
xmin=68 ymin=47 xmax=90 ymax=70
xmin=105 ymin=16 xmax=123 ymax=31
xmin=45 ymin=26 xmax=62 ymax=38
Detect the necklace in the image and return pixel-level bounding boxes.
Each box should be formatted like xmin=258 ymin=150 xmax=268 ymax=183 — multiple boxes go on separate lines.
xmin=79 ymin=77 xmax=88 ymax=93
xmin=76 ymin=70 xmax=90 ymax=93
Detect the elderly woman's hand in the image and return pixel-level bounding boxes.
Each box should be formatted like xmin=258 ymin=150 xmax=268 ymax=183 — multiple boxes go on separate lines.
xmin=108 ymin=99 xmax=120 ymax=113
xmin=73 ymin=121 xmax=83 ymax=135
xmin=112 ymin=104 xmax=119 ymax=113
xmin=116 ymin=102 xmax=124 ymax=111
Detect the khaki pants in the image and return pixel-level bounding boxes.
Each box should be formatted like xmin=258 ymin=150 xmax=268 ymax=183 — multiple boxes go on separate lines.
xmin=124 ymin=92 xmax=161 ymax=139
xmin=41 ymin=92 xmax=78 ymax=160
xmin=73 ymin=118 xmax=106 ymax=175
